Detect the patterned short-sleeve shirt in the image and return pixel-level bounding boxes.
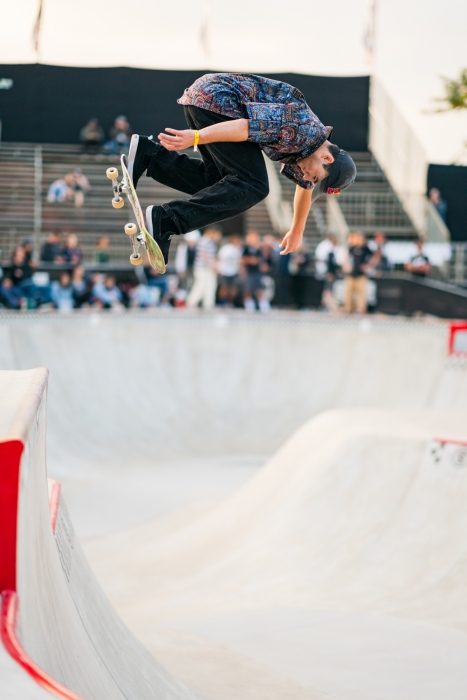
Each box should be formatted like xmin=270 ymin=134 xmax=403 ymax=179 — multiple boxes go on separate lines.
xmin=178 ymin=73 xmax=333 ymax=190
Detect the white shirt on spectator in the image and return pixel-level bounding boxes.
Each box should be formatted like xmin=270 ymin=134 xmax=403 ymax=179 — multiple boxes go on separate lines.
xmin=217 ymin=243 xmax=242 ymax=277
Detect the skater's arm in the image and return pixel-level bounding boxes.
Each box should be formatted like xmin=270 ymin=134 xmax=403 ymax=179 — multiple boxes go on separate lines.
xmin=279 ymin=186 xmax=312 ymax=255
xmin=158 ymin=119 xmax=249 ymax=151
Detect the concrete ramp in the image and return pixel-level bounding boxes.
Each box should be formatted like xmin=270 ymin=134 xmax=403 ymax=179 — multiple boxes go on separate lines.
xmin=0 ymin=369 xmax=198 ymax=700
xmin=85 ymin=409 xmax=467 ymax=700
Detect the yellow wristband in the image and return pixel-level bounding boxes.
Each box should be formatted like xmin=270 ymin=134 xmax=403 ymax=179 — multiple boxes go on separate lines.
xmin=193 ymin=130 xmax=200 ymax=152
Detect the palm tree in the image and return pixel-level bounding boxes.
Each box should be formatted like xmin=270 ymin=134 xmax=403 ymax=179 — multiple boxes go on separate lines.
xmin=433 ymin=69 xmax=467 ymax=112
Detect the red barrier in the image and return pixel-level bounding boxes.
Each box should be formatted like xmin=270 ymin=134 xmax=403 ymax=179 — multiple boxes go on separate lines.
xmin=1 ymin=590 xmax=85 ymax=700
xmin=0 ymin=439 xmax=24 ymax=592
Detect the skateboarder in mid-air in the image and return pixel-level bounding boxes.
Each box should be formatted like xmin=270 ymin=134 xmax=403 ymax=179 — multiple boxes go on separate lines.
xmin=126 ymin=73 xmax=357 ymax=264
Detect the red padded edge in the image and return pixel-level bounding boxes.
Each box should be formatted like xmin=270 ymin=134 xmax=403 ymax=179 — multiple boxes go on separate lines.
xmin=1 ymin=590 xmax=85 ymax=700
xmin=0 ymin=440 xmax=24 ymax=592
xmin=448 ymin=321 xmax=467 ymax=355
xmin=48 ymin=480 xmax=62 ymax=533
xmin=434 ymin=437 xmax=467 ymax=447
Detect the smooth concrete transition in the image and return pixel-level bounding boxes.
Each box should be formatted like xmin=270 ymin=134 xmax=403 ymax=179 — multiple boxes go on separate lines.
xmin=2 ymin=311 xmax=467 ymax=699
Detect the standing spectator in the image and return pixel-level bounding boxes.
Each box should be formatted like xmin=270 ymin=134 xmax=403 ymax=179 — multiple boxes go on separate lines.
xmin=40 ymin=231 xmax=64 ymax=263
xmin=343 ymin=231 xmax=372 ymax=314
xmin=274 ymin=235 xmax=291 ymax=307
xmin=175 ymin=230 xmax=201 ymax=291
xmin=241 ymin=230 xmax=270 ymax=312
xmin=217 ymin=234 xmax=243 ymax=307
xmin=105 ymin=115 xmax=132 ymax=155
xmin=79 ymin=118 xmax=104 ymax=151
xmin=51 ymin=272 xmax=75 ymax=311
xmin=92 ymin=274 xmax=123 ymax=309
xmin=289 ymin=245 xmax=311 ymax=309
xmin=404 ymin=239 xmax=431 ymax=278
xmin=428 ymin=188 xmax=448 ymax=223
xmin=315 ymin=234 xmax=341 ymax=312
xmin=95 ymin=236 xmax=111 ymax=263
xmin=187 ymin=228 xmax=221 ymax=309
xmin=366 ymin=232 xmax=390 ymax=278
xmin=61 ymin=233 xmax=83 ymax=267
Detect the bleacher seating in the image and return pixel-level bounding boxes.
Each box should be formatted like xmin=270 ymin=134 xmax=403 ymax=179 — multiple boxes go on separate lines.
xmin=0 ymin=143 xmax=417 ymax=268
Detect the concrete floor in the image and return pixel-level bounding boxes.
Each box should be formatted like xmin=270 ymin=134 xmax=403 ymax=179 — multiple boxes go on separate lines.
xmin=2 ymin=312 xmax=467 ymax=699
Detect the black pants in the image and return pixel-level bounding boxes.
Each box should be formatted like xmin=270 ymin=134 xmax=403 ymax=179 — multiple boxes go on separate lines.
xmin=146 ymin=106 xmax=269 ymax=234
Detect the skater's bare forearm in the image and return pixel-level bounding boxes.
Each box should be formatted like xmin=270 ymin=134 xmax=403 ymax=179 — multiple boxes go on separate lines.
xmin=280 ymin=186 xmax=312 ymax=255
xmin=158 ymin=119 xmax=249 ymax=151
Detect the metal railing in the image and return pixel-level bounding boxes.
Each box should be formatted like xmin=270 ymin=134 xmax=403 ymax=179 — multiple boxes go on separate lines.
xmin=263 ymin=156 xmax=292 ymax=234
xmin=369 ymin=77 xmax=450 ymax=244
xmin=326 ymin=197 xmax=349 ymax=244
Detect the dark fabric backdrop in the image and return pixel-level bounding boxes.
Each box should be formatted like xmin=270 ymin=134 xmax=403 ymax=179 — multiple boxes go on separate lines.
xmin=427 ymin=164 xmax=467 ymax=242
xmin=0 ymin=65 xmax=370 ymax=151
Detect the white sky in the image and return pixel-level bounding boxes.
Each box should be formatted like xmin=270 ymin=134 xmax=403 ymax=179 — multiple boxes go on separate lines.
xmin=1 ymin=0 xmax=466 ymax=163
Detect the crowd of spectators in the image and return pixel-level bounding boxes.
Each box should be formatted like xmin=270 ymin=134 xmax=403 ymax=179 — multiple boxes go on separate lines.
xmin=0 ymin=226 xmax=435 ymax=314
xmin=79 ymin=116 xmax=132 ymax=155
xmin=314 ymin=230 xmax=434 ymax=314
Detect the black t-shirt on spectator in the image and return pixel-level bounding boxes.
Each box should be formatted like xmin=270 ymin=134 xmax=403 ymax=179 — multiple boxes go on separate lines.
xmin=410 ymin=253 xmax=430 ymax=277
xmin=242 ymin=245 xmax=262 ymax=274
xmin=349 ymin=245 xmax=372 ymax=277
xmin=40 ymin=241 xmax=62 ymax=262
xmin=11 ymin=262 xmax=34 ymax=284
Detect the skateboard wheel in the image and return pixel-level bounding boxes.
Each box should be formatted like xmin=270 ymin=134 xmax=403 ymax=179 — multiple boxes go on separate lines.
xmin=124 ymin=223 xmax=138 ymax=236
xmin=130 ymin=253 xmax=143 ymax=266
xmin=112 ymin=197 xmax=124 ymax=209
xmin=106 ymin=167 xmax=118 ymax=180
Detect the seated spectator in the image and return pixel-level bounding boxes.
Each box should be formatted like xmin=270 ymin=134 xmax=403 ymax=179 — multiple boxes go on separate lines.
xmin=241 ymin=230 xmax=270 ymax=312
xmin=187 ymin=228 xmax=221 ymax=309
xmin=51 ymin=272 xmax=75 ymax=311
xmin=145 ymin=266 xmax=169 ymax=301
xmin=217 ymin=234 xmax=243 ymax=307
xmin=47 ymin=175 xmax=74 ymax=204
xmin=61 ymin=233 xmax=83 ymax=267
xmin=95 ymin=236 xmax=111 ymax=263
xmin=79 ymin=118 xmax=104 ymax=151
xmin=105 ymin=115 xmax=132 ymax=155
xmin=92 ymin=274 xmax=123 ymax=309
xmin=343 ymin=231 xmax=372 ymax=314
xmin=428 ymin=188 xmax=448 ymax=222
xmin=11 ymin=245 xmax=37 ymax=302
xmin=21 ymin=238 xmax=34 ymax=264
xmin=72 ymin=265 xmax=92 ymax=308
xmin=40 ymin=231 xmax=64 ymax=263
xmin=0 ymin=277 xmax=24 ymax=310
xmin=405 ymin=239 xmax=431 ymax=277
xmin=72 ymin=169 xmax=91 ymax=208
xmin=129 ymin=284 xmax=162 ymax=308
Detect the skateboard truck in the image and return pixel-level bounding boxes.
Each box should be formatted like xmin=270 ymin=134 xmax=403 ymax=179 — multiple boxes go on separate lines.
xmin=124 ymin=223 xmax=144 ymax=266
xmin=106 ymin=167 xmax=124 ymax=208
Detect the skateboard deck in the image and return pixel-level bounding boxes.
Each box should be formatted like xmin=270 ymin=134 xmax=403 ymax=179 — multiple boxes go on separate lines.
xmin=106 ymin=156 xmax=166 ymax=273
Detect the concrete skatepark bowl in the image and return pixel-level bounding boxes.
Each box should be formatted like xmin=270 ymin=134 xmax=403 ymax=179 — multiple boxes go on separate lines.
xmin=1 ymin=312 xmax=467 ymax=700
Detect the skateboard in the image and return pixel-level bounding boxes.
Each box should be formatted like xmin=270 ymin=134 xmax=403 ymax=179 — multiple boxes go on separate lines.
xmin=106 ymin=155 xmax=166 ymax=273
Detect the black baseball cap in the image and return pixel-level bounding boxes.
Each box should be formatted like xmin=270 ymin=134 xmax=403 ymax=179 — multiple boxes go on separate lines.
xmin=313 ymin=148 xmax=356 ymax=199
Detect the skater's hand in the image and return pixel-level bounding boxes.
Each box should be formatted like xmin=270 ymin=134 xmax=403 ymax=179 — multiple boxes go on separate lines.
xmin=280 ymin=229 xmax=303 ymax=255
xmin=158 ymin=128 xmax=196 ymax=151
